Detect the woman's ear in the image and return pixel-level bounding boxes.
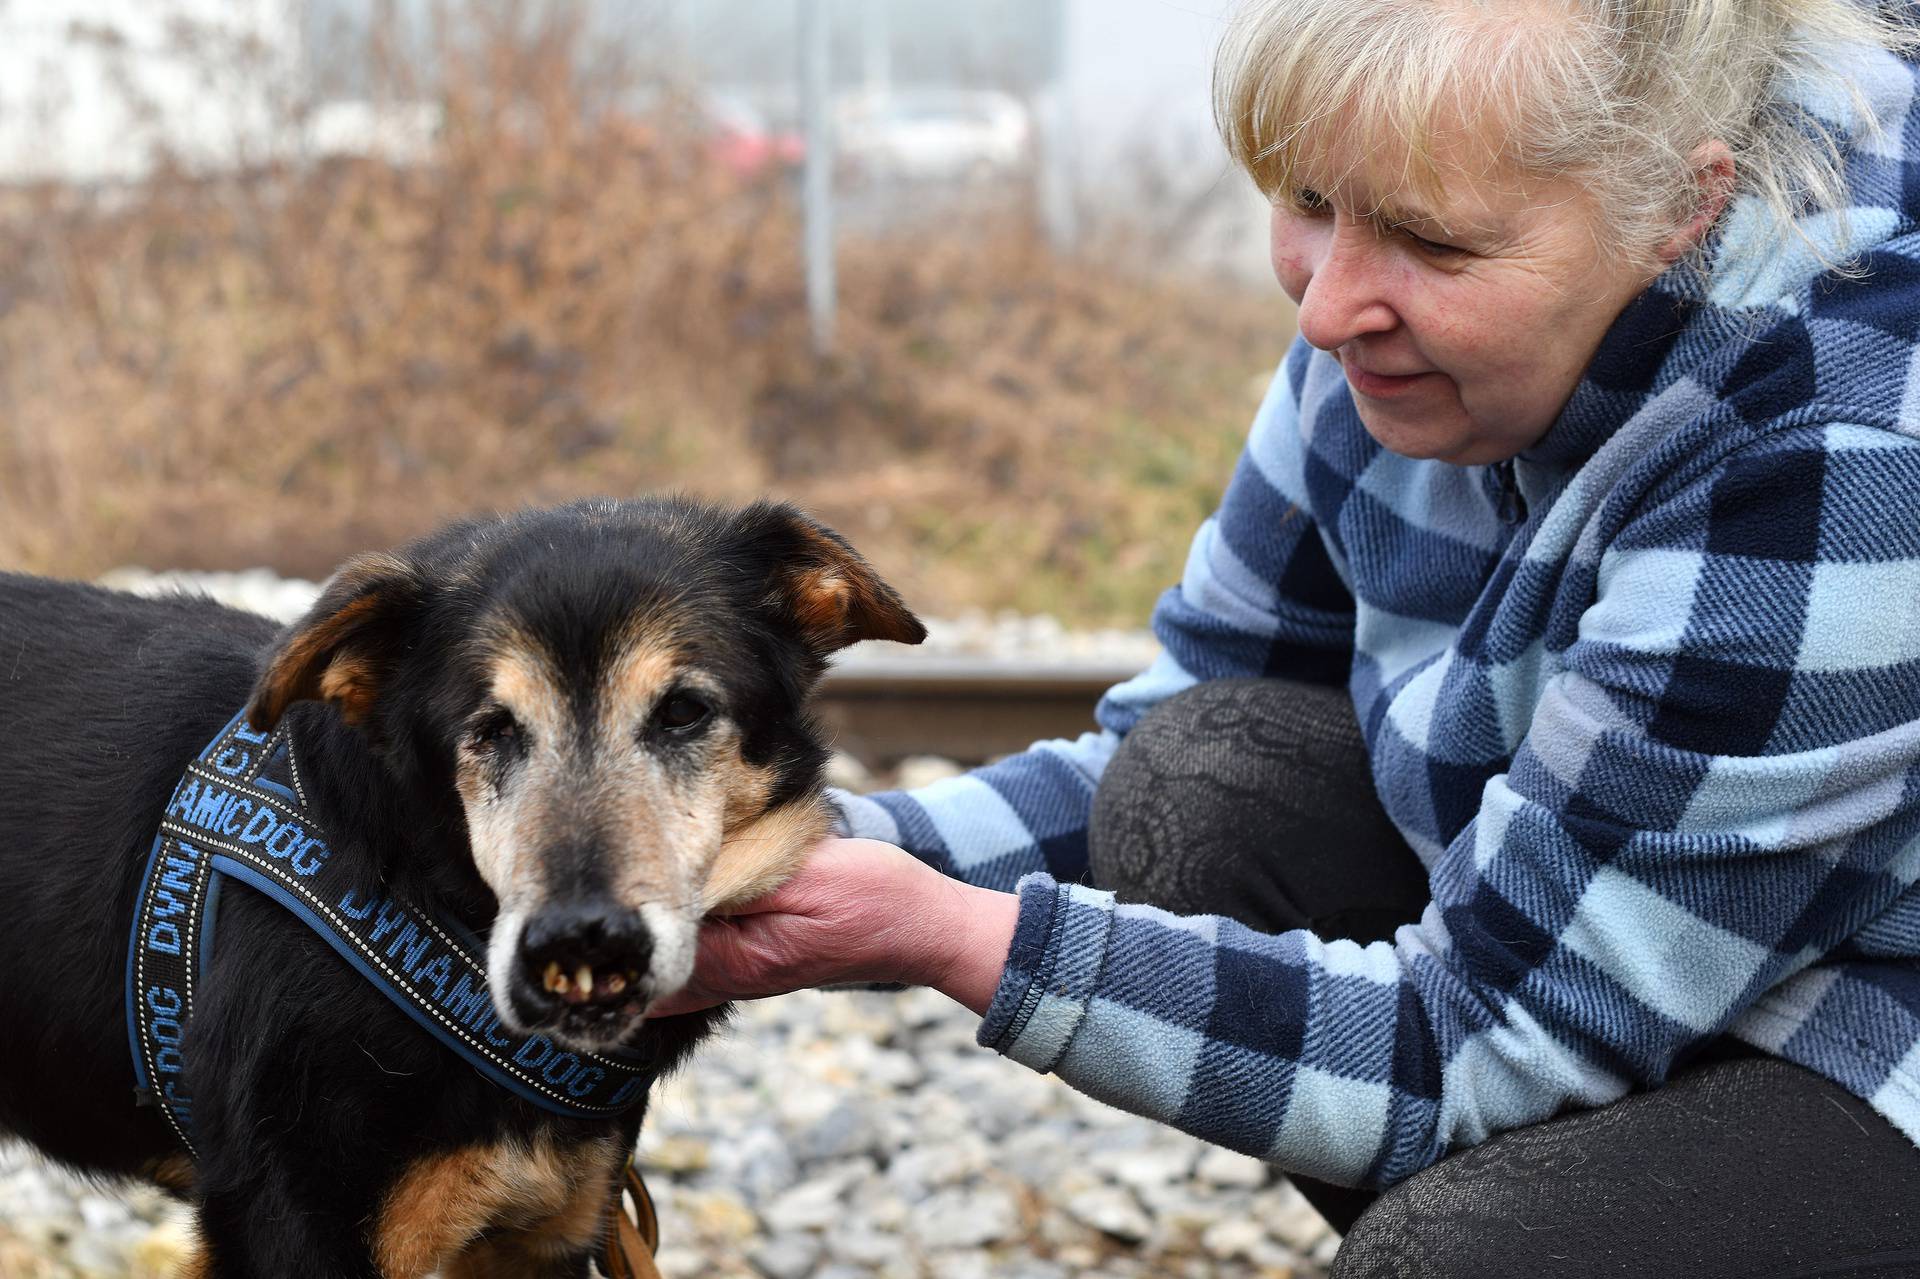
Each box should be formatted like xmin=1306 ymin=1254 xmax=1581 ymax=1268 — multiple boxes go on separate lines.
xmin=245 ymin=551 xmax=426 ymax=732
xmin=733 ymin=501 xmax=927 ymax=656
xmin=1658 ymin=139 xmax=1736 ymax=264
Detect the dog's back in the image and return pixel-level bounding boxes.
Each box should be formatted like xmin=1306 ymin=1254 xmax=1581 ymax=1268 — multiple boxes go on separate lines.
xmin=0 ymin=573 xmax=273 ymax=1173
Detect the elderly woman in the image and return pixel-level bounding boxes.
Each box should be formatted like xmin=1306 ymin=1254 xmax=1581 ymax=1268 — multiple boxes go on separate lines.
xmin=658 ymin=0 xmax=1920 ymax=1272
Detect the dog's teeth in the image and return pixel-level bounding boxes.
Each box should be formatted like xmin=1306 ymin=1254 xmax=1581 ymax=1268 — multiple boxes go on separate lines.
xmin=576 ymin=965 xmax=594 ymax=997
xmin=604 ymin=972 xmax=627 ymax=995
xmin=544 ymin=961 xmax=566 ymax=994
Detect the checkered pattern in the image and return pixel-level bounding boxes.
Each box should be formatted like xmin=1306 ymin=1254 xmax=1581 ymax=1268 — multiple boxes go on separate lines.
xmin=834 ymin=34 xmax=1920 ymax=1186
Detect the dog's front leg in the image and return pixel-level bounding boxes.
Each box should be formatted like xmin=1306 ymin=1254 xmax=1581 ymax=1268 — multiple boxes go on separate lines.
xmin=192 ymin=1173 xmax=389 ymax=1279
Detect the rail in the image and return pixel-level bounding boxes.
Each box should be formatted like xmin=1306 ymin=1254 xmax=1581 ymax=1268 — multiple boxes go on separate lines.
xmin=814 ymin=655 xmax=1140 ymax=767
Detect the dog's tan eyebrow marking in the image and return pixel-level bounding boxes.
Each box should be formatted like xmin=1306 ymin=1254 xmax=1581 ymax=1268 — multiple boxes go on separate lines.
xmin=485 ymin=640 xmax=569 ymax=741
xmin=599 ymin=631 xmax=684 ymax=741
xmin=487 ymin=620 xmax=690 ymax=744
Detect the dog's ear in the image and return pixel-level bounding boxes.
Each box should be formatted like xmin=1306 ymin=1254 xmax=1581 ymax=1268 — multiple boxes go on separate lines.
xmin=735 ymin=502 xmax=926 ymax=654
xmin=246 ymin=551 xmax=425 ymax=732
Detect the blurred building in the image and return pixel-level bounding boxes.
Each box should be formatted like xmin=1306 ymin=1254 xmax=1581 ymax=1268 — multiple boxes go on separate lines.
xmin=0 ymin=0 xmax=302 ymax=183
xmin=0 ymin=0 xmax=1268 ymax=281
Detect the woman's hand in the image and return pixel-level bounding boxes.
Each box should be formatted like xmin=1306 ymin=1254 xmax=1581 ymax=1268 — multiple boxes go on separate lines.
xmin=646 ymin=837 xmax=1020 ymax=1019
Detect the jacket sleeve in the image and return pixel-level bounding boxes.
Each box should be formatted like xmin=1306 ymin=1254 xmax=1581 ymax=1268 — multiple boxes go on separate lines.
xmin=973 ymin=423 xmax=1920 ymax=1188
xmin=831 ymin=340 xmax=1356 ymax=891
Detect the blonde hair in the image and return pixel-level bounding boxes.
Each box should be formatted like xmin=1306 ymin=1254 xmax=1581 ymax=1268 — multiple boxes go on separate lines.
xmin=1214 ymin=0 xmax=1920 ymax=275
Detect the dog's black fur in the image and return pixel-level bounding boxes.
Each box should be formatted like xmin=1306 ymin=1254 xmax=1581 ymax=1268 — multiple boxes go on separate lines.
xmin=0 ymin=497 xmax=922 ymax=1276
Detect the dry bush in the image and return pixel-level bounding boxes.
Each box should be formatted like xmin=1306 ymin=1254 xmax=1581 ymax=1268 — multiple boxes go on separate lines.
xmin=0 ymin=2 xmax=1284 ymax=626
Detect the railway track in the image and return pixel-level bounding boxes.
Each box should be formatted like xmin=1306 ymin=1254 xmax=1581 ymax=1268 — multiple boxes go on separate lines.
xmin=814 ymin=655 xmax=1142 ymax=768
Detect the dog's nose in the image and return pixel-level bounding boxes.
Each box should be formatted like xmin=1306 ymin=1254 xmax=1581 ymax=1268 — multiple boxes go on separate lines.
xmin=517 ymin=901 xmax=652 ymax=1009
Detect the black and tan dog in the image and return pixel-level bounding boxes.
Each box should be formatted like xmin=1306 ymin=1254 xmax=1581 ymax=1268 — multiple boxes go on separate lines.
xmin=0 ymin=497 xmax=923 ymax=1276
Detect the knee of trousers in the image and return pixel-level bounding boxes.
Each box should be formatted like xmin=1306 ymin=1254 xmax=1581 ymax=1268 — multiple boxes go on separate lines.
xmin=1326 ymin=1175 xmax=1467 ymax=1279
xmin=1329 ymin=1154 xmax=1567 ymax=1279
xmin=1086 ymin=677 xmax=1364 ymax=905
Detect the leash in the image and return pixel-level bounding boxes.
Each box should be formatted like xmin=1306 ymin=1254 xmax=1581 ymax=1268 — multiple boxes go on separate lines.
xmin=128 ymin=711 xmax=666 ymax=1268
xmin=604 ymin=1156 xmax=664 ymax=1279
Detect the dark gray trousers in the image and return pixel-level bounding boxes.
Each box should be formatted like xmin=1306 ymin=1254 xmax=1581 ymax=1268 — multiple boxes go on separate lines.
xmin=1088 ymin=678 xmax=1920 ymax=1278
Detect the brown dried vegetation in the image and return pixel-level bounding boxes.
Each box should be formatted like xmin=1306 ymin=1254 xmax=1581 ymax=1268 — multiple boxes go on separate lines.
xmin=0 ymin=4 xmax=1283 ymax=626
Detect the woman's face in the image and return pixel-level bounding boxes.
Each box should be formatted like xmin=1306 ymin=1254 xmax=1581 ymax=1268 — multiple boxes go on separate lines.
xmin=1270 ymin=132 xmax=1662 ymax=465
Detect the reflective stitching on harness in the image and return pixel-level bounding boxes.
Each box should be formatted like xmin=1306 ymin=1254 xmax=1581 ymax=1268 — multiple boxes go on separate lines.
xmin=160 ymin=821 xmax=641 ymax=1115
xmin=128 ymin=712 xmax=654 ymax=1156
xmin=285 ymin=739 xmax=309 ymax=808
xmin=245 ymin=730 xmax=281 ymax=783
xmin=132 ymin=834 xmax=202 ymax=1157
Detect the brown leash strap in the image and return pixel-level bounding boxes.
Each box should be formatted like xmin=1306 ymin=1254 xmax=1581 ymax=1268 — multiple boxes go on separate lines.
xmin=603 ymin=1159 xmax=662 ymax=1279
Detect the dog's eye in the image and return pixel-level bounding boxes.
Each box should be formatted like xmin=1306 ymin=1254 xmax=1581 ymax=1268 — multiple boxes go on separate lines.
xmin=468 ymin=709 xmax=523 ymax=753
xmin=653 ymin=693 xmax=711 ymax=734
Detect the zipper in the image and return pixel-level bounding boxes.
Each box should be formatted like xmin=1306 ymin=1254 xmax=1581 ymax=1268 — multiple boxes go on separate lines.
xmin=1491 ymin=458 xmax=1528 ymax=525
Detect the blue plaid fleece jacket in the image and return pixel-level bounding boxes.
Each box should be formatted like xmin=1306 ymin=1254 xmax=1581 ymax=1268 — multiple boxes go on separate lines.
xmin=835 ymin=38 xmax=1920 ymax=1187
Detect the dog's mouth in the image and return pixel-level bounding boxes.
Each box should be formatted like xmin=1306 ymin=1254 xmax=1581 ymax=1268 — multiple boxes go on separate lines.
xmin=536 ymin=959 xmax=651 ymax=1043
xmin=539 ymin=959 xmax=641 ymax=1007
xmin=504 ymin=959 xmax=652 ymax=1052
xmin=489 ymin=900 xmax=696 ymax=1052
xmin=534 ymin=985 xmax=651 ymax=1049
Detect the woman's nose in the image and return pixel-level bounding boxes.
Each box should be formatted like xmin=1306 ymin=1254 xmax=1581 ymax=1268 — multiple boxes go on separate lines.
xmin=1293 ymin=221 xmax=1398 ymax=352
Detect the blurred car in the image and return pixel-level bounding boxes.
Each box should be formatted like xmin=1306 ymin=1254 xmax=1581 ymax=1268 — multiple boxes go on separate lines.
xmin=702 ymin=91 xmax=805 ymax=180
xmin=834 ymin=89 xmax=1032 ymax=182
xmin=306 ymin=99 xmax=443 ymax=165
xmin=598 ymin=85 xmax=803 ymax=180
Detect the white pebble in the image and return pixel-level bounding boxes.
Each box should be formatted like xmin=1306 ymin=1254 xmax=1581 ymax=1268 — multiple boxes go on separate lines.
xmin=908 ymin=1185 xmax=1023 ymax=1250
xmin=1196 ymin=1146 xmax=1271 ymax=1190
xmin=1063 ymin=1184 xmax=1154 ymax=1243
xmin=750 ymin=1231 xmax=822 ymax=1279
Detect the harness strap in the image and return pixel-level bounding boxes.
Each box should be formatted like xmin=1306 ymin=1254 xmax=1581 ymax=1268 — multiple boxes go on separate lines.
xmin=128 ymin=712 xmax=659 ymax=1147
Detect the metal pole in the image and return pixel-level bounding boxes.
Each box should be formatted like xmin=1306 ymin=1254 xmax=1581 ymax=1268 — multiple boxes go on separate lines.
xmin=863 ymin=0 xmax=891 ymax=101
xmin=799 ymin=0 xmax=836 ymax=358
xmin=1036 ymin=0 xmax=1077 ymax=254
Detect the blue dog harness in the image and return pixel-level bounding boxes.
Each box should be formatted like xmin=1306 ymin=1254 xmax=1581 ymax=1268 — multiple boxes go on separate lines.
xmin=126 ymin=711 xmax=656 ymax=1156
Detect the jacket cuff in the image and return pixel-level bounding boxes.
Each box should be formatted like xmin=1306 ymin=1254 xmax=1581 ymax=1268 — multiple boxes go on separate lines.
xmin=824 ymin=786 xmax=900 ymax=843
xmin=977 ymin=873 xmax=1117 ymax=1073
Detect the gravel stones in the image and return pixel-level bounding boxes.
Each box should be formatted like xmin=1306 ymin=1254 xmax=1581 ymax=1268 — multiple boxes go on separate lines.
xmin=619 ymin=990 xmax=1336 ymax=1276
xmin=0 ymin=988 xmax=1340 ymax=1276
xmin=0 ymin=1147 xmax=192 ymax=1278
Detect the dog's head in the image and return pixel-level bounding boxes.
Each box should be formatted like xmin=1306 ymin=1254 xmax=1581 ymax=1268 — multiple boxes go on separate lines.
xmin=243 ymin=498 xmax=923 ymax=1051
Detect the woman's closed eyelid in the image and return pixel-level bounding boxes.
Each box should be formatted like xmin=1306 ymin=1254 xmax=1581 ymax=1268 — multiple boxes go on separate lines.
xmin=1382 ymin=217 xmax=1472 ymax=258
xmin=1404 ymin=229 xmax=1467 ymax=256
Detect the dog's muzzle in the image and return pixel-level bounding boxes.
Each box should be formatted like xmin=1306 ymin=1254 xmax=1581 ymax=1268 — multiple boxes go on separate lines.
xmin=511 ymin=900 xmax=654 ymax=1026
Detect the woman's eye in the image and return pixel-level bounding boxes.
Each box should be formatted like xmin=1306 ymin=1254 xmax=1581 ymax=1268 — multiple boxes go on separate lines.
xmin=1404 ymin=230 xmax=1465 ymax=258
xmin=469 ymin=709 xmax=523 ymax=753
xmin=1293 ymin=188 xmax=1330 ymax=215
xmin=653 ymin=693 xmax=712 ymax=734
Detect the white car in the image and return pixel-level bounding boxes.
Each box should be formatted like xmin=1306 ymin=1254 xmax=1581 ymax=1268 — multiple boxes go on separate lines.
xmin=834 ymin=89 xmax=1032 ymax=183
xmin=306 ymin=99 xmax=442 ymax=165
